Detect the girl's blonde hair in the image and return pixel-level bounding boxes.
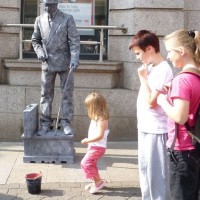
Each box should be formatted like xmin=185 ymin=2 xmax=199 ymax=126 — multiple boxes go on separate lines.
xmin=164 ymin=29 xmax=200 ymax=67
xmin=85 ymin=92 xmax=109 ymax=121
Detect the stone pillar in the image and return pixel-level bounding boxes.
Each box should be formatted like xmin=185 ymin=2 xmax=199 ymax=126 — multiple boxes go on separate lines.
xmin=184 ymin=0 xmax=200 ymax=30
xmin=108 ymin=0 xmax=184 ymax=90
xmin=0 ymin=0 xmax=21 ymax=59
xmin=107 ymin=0 xmax=185 ymax=138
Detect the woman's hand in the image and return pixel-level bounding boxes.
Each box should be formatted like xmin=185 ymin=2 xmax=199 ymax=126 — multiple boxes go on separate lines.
xmin=157 ymin=93 xmax=167 ymax=106
xmin=163 ymin=82 xmax=172 ymax=92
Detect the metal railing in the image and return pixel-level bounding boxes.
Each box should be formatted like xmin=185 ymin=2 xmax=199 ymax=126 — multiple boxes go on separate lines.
xmin=0 ymin=24 xmax=127 ymax=62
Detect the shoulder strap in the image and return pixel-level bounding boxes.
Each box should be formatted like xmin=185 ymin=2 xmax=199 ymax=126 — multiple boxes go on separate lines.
xmin=179 ymin=67 xmax=200 ymax=77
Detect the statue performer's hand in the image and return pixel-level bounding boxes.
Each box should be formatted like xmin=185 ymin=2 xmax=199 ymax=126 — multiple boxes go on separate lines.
xmin=38 ymin=54 xmax=47 ymax=63
xmin=70 ymin=60 xmax=79 ymax=69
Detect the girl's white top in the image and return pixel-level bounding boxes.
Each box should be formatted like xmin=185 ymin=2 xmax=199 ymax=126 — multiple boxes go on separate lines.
xmin=88 ymin=119 xmax=109 ymax=148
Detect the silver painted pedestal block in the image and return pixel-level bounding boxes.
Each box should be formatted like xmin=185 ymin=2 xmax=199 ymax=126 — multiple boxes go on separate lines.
xmin=22 ymin=104 xmax=75 ymax=164
xmin=22 ymin=131 xmax=75 ymax=163
xmin=23 ymin=104 xmax=38 ymax=138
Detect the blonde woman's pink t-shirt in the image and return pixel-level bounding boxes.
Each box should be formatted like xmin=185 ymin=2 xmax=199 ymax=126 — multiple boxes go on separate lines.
xmin=166 ymin=73 xmax=200 ymax=150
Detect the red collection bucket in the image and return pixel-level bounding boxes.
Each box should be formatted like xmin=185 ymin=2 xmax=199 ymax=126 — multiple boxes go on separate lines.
xmin=25 ymin=173 xmax=42 ymax=194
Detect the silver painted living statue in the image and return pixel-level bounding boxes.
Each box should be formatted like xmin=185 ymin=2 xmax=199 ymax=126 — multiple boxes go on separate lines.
xmin=32 ymin=0 xmax=80 ymax=136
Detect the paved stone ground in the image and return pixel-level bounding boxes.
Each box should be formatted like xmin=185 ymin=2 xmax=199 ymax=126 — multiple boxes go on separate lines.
xmin=0 ymin=142 xmax=141 ymax=200
xmin=0 ymin=182 xmax=141 ymax=200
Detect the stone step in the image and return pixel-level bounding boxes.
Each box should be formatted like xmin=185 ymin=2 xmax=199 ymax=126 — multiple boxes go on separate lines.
xmin=3 ymin=59 xmax=122 ymax=89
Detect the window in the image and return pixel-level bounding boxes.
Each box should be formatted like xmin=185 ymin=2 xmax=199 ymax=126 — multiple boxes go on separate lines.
xmin=21 ymin=0 xmax=108 ymax=60
xmin=21 ymin=0 xmax=37 ymax=57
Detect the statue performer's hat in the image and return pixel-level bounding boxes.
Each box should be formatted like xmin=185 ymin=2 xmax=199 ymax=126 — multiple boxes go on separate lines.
xmin=40 ymin=0 xmax=59 ymax=4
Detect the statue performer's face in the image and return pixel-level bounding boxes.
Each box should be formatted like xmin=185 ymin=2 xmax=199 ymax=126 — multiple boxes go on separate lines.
xmin=44 ymin=3 xmax=58 ymax=16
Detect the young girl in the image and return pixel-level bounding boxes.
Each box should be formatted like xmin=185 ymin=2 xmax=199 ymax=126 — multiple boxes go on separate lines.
xmin=157 ymin=30 xmax=200 ymax=200
xmin=81 ymin=92 xmax=109 ymax=194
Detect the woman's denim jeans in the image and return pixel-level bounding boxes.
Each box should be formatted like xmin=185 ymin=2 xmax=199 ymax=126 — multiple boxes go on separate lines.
xmin=168 ymin=149 xmax=200 ymax=200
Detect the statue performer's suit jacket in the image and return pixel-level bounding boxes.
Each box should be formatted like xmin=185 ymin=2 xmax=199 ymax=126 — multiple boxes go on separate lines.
xmin=31 ymin=9 xmax=80 ymax=126
xmin=32 ymin=9 xmax=80 ymax=72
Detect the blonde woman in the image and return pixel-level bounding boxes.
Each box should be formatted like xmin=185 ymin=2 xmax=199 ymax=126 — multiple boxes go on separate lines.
xmin=81 ymin=92 xmax=109 ymax=194
xmin=157 ymin=30 xmax=200 ymax=200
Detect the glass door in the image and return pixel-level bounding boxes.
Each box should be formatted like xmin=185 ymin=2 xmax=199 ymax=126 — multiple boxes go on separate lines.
xmin=21 ymin=0 xmax=37 ymax=57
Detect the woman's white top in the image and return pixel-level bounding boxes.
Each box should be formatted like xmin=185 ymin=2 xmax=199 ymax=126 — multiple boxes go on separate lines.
xmin=88 ymin=119 xmax=109 ymax=148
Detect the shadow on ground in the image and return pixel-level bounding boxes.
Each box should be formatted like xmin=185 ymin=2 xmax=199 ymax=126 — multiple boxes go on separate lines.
xmin=0 ymin=194 xmax=23 ymax=200
xmin=103 ymin=186 xmax=141 ymax=197
xmin=38 ymin=189 xmax=64 ymax=197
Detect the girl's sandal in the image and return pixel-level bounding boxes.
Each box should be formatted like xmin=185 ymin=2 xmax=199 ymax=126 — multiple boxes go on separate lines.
xmin=89 ymin=179 xmax=107 ymax=194
xmin=84 ymin=183 xmax=94 ymax=191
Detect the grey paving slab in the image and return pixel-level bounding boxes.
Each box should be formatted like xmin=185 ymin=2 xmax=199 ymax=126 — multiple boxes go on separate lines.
xmin=0 ymin=143 xmax=23 ymax=184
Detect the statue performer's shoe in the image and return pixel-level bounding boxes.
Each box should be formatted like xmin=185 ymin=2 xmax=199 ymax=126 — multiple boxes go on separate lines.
xmin=37 ymin=126 xmax=50 ymax=136
xmin=63 ymin=123 xmax=74 ymax=135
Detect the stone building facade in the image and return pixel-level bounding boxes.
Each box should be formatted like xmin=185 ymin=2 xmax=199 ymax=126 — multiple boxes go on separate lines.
xmin=0 ymin=0 xmax=200 ymax=141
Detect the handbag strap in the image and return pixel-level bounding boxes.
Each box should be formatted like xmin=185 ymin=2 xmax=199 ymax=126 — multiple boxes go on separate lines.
xmin=169 ymin=123 xmax=178 ymax=150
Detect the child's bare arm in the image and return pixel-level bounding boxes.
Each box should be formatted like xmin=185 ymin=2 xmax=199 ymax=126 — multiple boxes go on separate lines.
xmin=81 ymin=120 xmax=108 ymax=144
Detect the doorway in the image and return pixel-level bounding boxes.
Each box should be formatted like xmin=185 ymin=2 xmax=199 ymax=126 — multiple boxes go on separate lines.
xmin=21 ymin=0 xmax=108 ymax=60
